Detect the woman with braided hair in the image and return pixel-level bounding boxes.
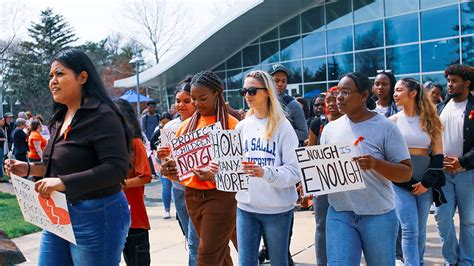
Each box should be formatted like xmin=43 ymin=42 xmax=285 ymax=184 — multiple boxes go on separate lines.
xmin=160 ymin=71 xmax=239 ymax=265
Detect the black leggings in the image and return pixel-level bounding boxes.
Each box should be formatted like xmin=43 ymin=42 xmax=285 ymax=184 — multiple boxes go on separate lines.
xmin=123 ymin=228 xmax=151 ymax=266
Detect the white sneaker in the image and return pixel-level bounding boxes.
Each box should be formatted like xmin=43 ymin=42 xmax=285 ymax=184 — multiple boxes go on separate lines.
xmin=396 ymin=259 xmax=405 ymax=266
xmin=163 ymin=211 xmax=171 ymax=219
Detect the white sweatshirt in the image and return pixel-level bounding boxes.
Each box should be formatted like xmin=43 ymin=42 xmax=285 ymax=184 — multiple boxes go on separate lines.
xmin=235 ymin=115 xmax=300 ymax=214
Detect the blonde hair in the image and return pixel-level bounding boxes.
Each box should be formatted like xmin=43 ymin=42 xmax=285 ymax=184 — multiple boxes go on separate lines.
xmin=245 ymin=70 xmax=285 ymax=139
xmin=400 ymin=78 xmax=442 ymax=145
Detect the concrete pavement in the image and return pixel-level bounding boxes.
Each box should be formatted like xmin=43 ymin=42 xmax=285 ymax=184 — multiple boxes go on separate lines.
xmin=8 ymin=180 xmax=456 ymax=265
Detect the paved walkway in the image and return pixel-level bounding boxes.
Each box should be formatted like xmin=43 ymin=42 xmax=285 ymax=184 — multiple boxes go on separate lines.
xmin=6 ymin=180 xmax=456 ymax=265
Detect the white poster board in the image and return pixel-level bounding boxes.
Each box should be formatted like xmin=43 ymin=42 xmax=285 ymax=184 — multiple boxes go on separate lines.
xmin=209 ymin=129 xmax=249 ymax=192
xmin=170 ymin=122 xmax=222 ymax=181
xmin=160 ymin=127 xmax=177 ymax=147
xmin=294 ymin=143 xmax=365 ymax=197
xmin=11 ymin=174 xmax=76 ymax=244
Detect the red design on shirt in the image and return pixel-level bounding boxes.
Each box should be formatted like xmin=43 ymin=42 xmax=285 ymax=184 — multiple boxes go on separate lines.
xmin=354 ymin=136 xmax=364 ymax=146
xmin=63 ymin=125 xmax=72 ymax=141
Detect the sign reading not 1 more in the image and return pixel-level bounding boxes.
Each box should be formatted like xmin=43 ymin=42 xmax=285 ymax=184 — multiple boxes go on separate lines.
xmin=294 ymin=143 xmax=365 ymax=197
xmin=209 ymin=129 xmax=249 ymax=192
xmin=10 ymin=174 xmax=76 ymax=244
xmin=170 ymin=122 xmax=222 ymax=181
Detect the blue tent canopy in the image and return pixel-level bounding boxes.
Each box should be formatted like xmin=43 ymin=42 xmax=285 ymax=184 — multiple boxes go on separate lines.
xmin=119 ymin=90 xmax=154 ymax=103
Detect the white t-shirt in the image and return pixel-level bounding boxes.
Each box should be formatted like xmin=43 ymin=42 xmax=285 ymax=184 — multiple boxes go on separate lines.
xmin=440 ymin=99 xmax=467 ymax=158
xmin=235 ymin=115 xmax=300 ymax=214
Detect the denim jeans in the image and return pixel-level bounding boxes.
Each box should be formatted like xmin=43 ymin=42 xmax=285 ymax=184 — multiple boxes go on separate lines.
xmin=434 ymin=170 xmax=474 ymax=266
xmin=236 ymin=208 xmax=293 ymax=266
xmin=326 ymin=206 xmax=398 ymax=266
xmin=38 ymin=191 xmax=131 ymax=266
xmin=172 ymin=186 xmax=199 ymax=266
xmin=313 ymin=195 xmax=329 ymax=266
xmin=393 ymin=185 xmax=433 ymax=266
xmin=161 ymin=175 xmax=172 ymax=211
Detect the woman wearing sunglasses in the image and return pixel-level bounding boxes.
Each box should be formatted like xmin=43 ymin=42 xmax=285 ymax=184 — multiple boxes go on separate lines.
xmin=161 ymin=71 xmax=239 ymax=265
xmin=235 ymin=70 xmax=300 ymax=266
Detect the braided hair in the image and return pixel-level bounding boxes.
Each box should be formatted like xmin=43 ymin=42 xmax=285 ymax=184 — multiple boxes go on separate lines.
xmin=183 ymin=71 xmax=229 ymax=133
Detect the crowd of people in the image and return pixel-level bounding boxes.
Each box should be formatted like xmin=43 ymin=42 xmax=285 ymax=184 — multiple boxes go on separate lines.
xmin=3 ymin=48 xmax=474 ymax=266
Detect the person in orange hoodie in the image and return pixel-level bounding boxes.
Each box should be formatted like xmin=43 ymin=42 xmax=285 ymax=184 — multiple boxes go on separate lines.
xmin=114 ymin=98 xmax=152 ymax=266
xmin=161 ymin=71 xmax=239 ymax=266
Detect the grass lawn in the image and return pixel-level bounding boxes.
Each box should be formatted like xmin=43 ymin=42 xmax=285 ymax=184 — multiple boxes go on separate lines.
xmin=0 ymin=192 xmax=41 ymax=238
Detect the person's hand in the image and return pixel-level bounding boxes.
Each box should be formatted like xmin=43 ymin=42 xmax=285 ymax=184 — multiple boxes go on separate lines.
xmin=353 ymin=155 xmax=378 ymax=171
xmin=241 ymin=161 xmax=264 ymax=178
xmin=191 ymin=161 xmax=219 ymax=182
xmin=297 ymin=182 xmax=313 ymax=200
xmin=35 ymin=178 xmax=65 ymax=199
xmin=161 ymin=158 xmax=179 ymax=182
xmin=411 ymin=182 xmax=428 ymax=196
xmin=157 ymin=146 xmax=171 ymax=160
xmin=443 ymin=156 xmax=461 ymax=173
xmin=4 ymin=159 xmax=28 ymax=177
xmin=303 ymin=139 xmax=309 ymax=146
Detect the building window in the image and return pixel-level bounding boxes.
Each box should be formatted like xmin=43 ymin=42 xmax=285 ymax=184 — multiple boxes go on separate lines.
xmin=421 ymin=5 xmax=458 ymax=41
xmin=260 ymin=27 xmax=278 ymax=42
xmin=280 ymin=15 xmax=301 ymax=38
xmin=461 ymin=2 xmax=474 ymax=35
xmin=355 ymin=20 xmax=383 ymax=50
xmin=212 ymin=62 xmax=226 ymax=72
xmin=303 ymin=58 xmax=327 ymax=83
xmin=328 ymin=54 xmax=353 ymax=80
xmin=353 ymin=0 xmax=383 ymax=23
xmin=422 ymin=73 xmax=447 ymax=94
xmin=301 ymin=5 xmax=325 ymax=33
xmin=282 ymin=61 xmax=302 ymax=84
xmin=326 ymin=0 xmax=352 ymax=29
xmin=355 ymin=49 xmax=384 ymax=77
xmin=303 ymin=31 xmax=326 ymax=58
xmin=422 ymin=39 xmax=460 ymax=72
xmin=462 ymin=36 xmax=474 ymax=66
xmin=226 ymin=89 xmax=244 ymax=110
xmin=420 ymin=0 xmax=457 ymax=10
xmin=280 ymin=36 xmax=302 ymax=61
xmin=385 ymin=13 xmax=419 ymax=46
xmin=215 ymin=72 xmax=226 ymax=89
xmin=327 ymin=26 xmax=353 ymax=54
xmin=386 ymin=45 xmax=420 ymax=74
xmin=304 ymin=83 xmax=328 ymax=99
xmin=226 ymin=52 xmax=241 ymax=70
xmin=226 ymin=70 xmax=243 ymax=90
xmin=260 ymin=41 xmax=279 ymax=64
xmin=243 ymin=45 xmax=259 ymax=67
xmin=385 ymin=0 xmax=418 ymax=17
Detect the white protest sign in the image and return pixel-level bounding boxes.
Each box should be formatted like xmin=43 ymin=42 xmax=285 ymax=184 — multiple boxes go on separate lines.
xmin=209 ymin=129 xmax=249 ymax=192
xmin=10 ymin=174 xmax=76 ymax=244
xmin=170 ymin=122 xmax=222 ymax=181
xmin=160 ymin=127 xmax=177 ymax=147
xmin=294 ymin=143 xmax=365 ymax=196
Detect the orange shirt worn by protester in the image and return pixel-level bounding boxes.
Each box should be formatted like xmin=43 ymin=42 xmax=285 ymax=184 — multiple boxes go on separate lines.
xmin=28 ymin=130 xmax=47 ymax=160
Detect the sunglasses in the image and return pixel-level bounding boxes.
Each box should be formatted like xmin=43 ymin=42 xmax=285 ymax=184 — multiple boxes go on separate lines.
xmin=376 ymin=69 xmax=392 ymax=73
xmin=240 ymin=86 xmax=267 ymax=96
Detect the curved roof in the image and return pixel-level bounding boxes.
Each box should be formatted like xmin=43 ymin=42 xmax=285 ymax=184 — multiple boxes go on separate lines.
xmin=114 ymin=0 xmax=321 ymax=88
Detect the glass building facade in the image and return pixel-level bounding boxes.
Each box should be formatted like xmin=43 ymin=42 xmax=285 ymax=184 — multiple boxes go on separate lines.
xmin=168 ymin=0 xmax=474 ymax=110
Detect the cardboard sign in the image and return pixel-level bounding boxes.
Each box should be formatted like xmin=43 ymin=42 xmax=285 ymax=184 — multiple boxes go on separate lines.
xmin=170 ymin=122 xmax=222 ymax=181
xmin=209 ymin=129 xmax=249 ymax=192
xmin=11 ymin=174 xmax=76 ymax=244
xmin=294 ymin=143 xmax=365 ymax=196
xmin=160 ymin=127 xmax=177 ymax=147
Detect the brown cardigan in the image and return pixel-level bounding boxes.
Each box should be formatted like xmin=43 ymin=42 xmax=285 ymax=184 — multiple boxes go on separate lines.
xmin=42 ymin=97 xmax=129 ymax=201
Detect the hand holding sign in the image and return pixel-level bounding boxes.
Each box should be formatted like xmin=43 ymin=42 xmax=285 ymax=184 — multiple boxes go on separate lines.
xmin=242 ymin=161 xmax=263 ymax=177
xmin=157 ymin=146 xmax=172 ymax=160
xmin=352 ymin=155 xmax=378 ymax=171
xmin=161 ymin=158 xmax=179 ymax=182
xmin=191 ymin=161 xmax=219 ymax=182
xmin=35 ymin=178 xmax=66 ymax=199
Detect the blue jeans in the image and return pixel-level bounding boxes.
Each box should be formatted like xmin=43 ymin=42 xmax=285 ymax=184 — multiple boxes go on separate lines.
xmin=161 ymin=175 xmax=172 ymax=211
xmin=38 ymin=192 xmax=131 ymax=266
xmin=173 ymin=186 xmax=199 ymax=266
xmin=236 ymin=208 xmax=293 ymax=266
xmin=326 ymin=206 xmax=398 ymax=266
xmin=435 ymin=170 xmax=474 ymax=266
xmin=394 ymin=185 xmax=433 ymax=265
xmin=314 ymin=195 xmax=329 ymax=266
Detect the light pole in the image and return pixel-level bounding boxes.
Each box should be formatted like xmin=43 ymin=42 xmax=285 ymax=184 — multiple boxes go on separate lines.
xmin=2 ymin=84 xmax=20 ymax=114
xmin=129 ymin=51 xmax=145 ymax=117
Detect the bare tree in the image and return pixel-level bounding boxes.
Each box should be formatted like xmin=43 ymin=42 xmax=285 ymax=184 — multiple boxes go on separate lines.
xmin=121 ymin=0 xmax=189 ymax=65
xmin=0 ymin=1 xmax=28 ymax=57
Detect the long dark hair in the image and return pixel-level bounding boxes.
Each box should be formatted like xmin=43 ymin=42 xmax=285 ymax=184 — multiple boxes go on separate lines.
xmin=113 ymin=98 xmax=143 ymax=140
xmin=49 ymin=48 xmax=132 ymax=151
xmin=342 ymin=72 xmax=376 ymax=110
xmin=374 ymin=70 xmax=397 ymax=106
xmin=184 ymin=71 xmax=229 ymax=133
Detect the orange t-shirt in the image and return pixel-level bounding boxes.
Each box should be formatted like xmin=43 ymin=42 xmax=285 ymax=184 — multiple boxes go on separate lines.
xmin=176 ymin=115 xmax=239 ymax=190
xmin=123 ymin=138 xmax=152 ymax=230
xmin=28 ymin=131 xmax=47 ymax=160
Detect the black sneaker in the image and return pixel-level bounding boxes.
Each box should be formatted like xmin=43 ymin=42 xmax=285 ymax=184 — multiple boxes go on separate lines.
xmin=258 ymin=247 xmax=269 ymax=263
